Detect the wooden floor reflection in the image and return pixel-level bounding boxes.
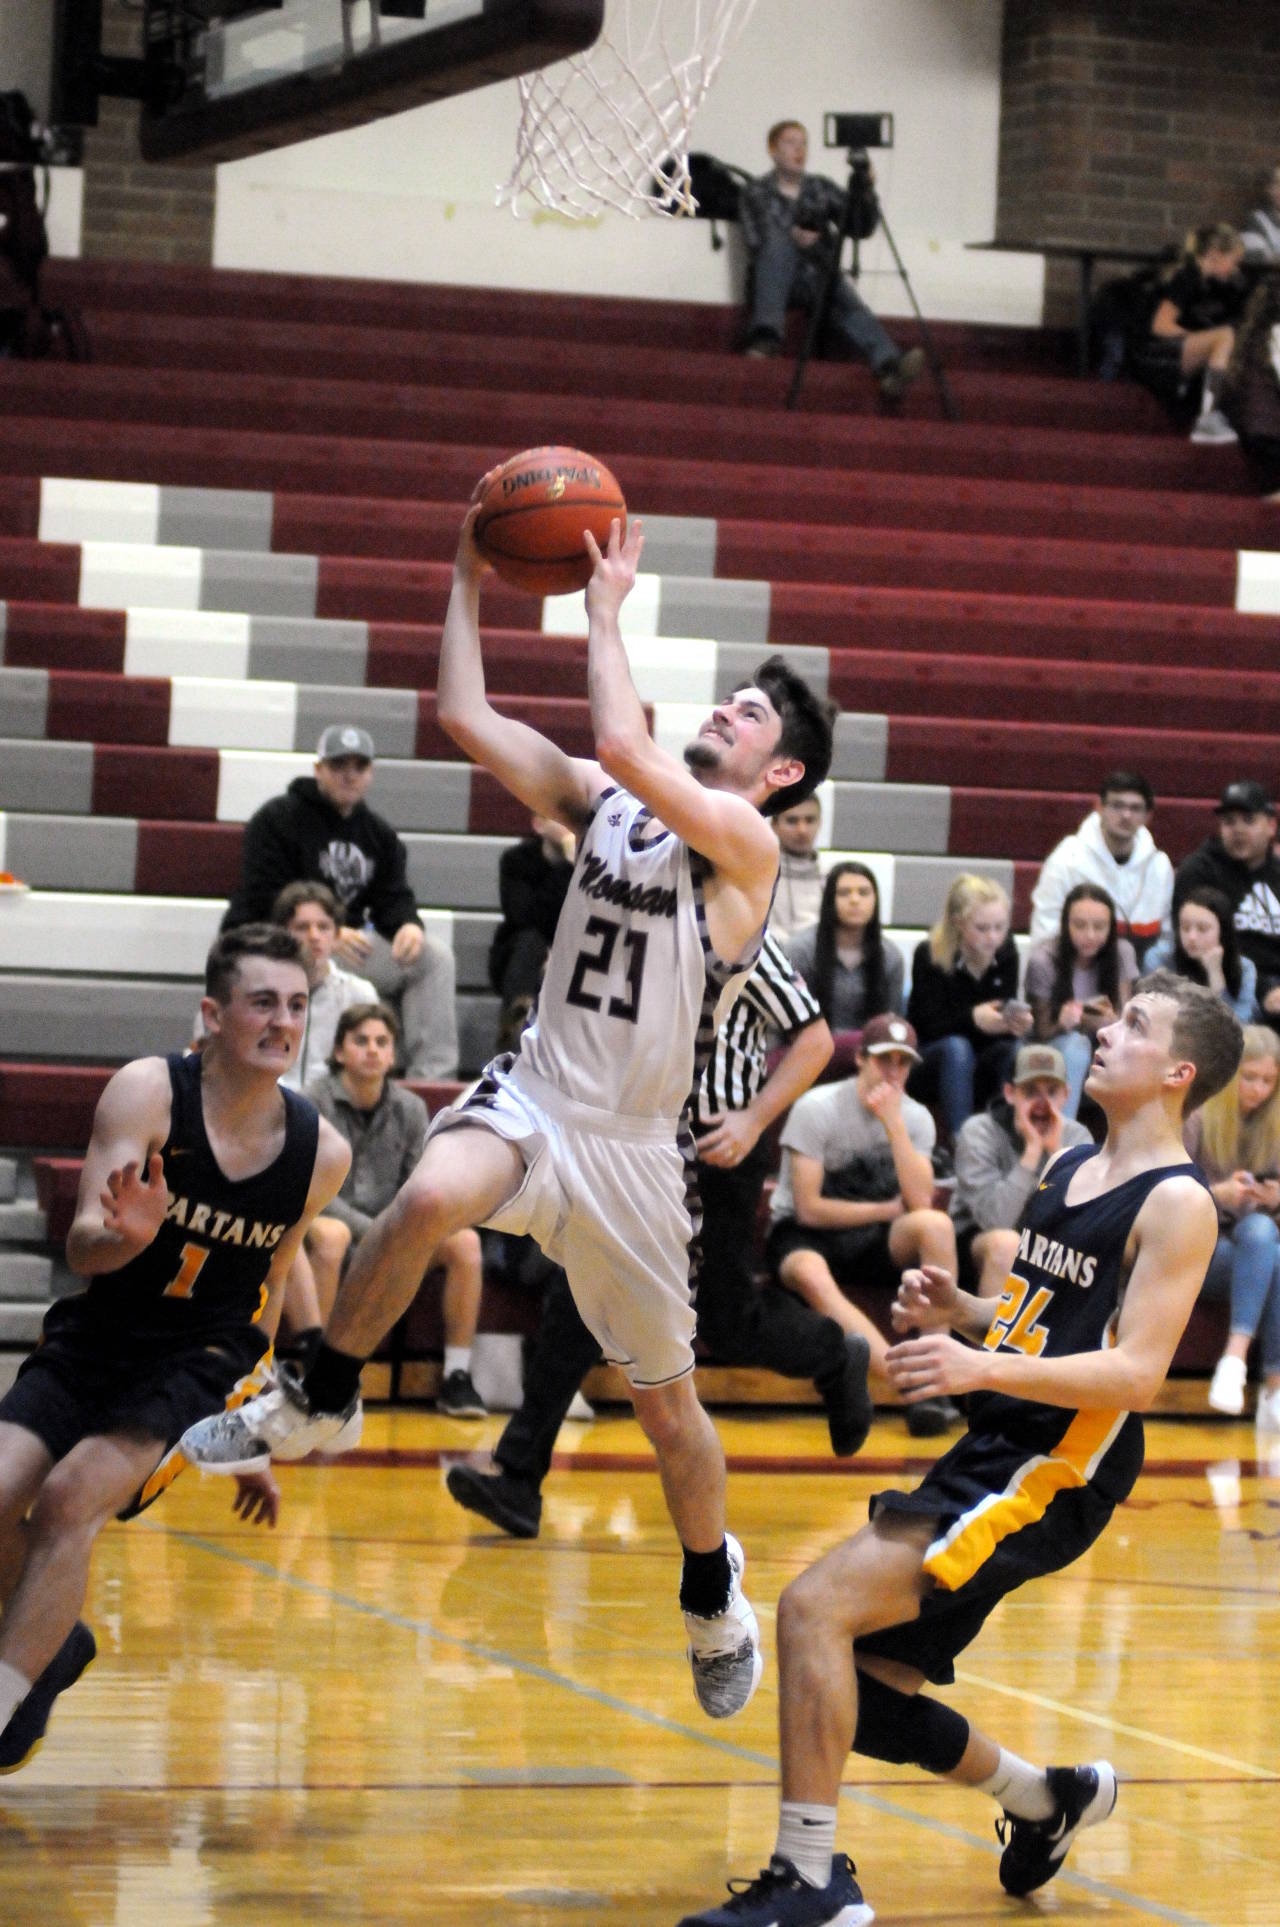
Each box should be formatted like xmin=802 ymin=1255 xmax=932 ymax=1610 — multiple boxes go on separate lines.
xmin=2 ymin=1405 xmax=1277 ymax=1925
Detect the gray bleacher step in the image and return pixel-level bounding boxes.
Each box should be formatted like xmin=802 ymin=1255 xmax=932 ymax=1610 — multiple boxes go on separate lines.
xmin=0 ymin=1201 xmax=47 ymax=1242
xmin=0 ymin=1254 xmax=53 ymax=1303
xmin=0 ymin=1158 xmax=15 ymax=1204
xmin=0 ymin=1355 xmax=23 ymax=1398
xmin=0 ymin=1305 xmax=50 ymax=1345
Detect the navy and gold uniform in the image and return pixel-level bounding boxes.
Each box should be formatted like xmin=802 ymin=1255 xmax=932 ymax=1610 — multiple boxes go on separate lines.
xmin=0 ymin=1052 xmax=319 ymax=1514
xmin=857 ymin=1143 xmax=1213 ymax=1684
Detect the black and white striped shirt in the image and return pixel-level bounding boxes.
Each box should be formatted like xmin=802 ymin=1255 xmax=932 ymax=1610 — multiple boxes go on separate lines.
xmin=692 ymin=931 xmax=822 ymax=1126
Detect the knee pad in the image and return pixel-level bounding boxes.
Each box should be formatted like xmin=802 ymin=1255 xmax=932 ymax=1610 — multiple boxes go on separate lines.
xmin=852 ymin=1670 xmax=969 ymax=1774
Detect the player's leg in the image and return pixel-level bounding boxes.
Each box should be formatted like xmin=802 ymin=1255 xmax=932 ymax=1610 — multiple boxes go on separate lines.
xmin=0 ymin=1422 xmax=55 ymax=1604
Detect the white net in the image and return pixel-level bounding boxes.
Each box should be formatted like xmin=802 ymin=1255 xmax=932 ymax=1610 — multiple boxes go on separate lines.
xmin=497 ymin=0 xmax=759 ymax=221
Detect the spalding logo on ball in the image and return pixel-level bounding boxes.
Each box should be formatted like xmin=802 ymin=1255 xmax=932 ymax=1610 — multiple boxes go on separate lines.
xmin=473 ymin=445 xmax=628 ymax=596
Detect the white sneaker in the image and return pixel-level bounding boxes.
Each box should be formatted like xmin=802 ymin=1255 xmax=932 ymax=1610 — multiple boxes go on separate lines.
xmin=1255 ymin=1387 xmax=1280 ymax=1434
xmin=684 ymin=1532 xmax=763 ymax=1720
xmin=1208 ymin=1354 xmax=1247 ymax=1416
xmin=565 ymin=1391 xmax=595 ymax=1422
xmin=1190 ymin=407 xmax=1238 ymax=445
xmin=180 ymin=1366 xmax=361 ymax=1474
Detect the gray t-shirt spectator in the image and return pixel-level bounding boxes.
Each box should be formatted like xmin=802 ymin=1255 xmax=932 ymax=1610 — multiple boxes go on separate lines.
xmin=951 ymin=1101 xmax=1092 ymax=1241
xmin=771 ymin=1076 xmax=935 ymax=1224
xmin=786 ymin=925 xmax=904 ymax=1031
xmin=306 ymin=1070 xmax=429 ymax=1240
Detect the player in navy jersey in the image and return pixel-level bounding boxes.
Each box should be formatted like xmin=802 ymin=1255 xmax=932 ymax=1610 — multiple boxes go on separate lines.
xmin=0 ymin=925 xmax=349 ymax=1773
xmin=678 ymin=970 xmax=1242 ymax=1927
xmin=182 ymin=496 xmax=833 ymax=1722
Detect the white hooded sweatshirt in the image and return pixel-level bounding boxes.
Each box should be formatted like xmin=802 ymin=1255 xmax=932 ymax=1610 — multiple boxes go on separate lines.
xmin=1029 ymin=810 xmax=1173 ymax=949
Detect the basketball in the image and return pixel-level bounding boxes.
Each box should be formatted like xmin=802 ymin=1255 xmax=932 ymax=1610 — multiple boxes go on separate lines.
xmin=472 ymin=445 xmax=627 ymax=595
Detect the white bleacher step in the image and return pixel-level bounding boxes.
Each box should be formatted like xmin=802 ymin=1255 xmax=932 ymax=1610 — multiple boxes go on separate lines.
xmin=0 ymin=1254 xmax=53 ymax=1304
xmin=0 ymin=1355 xmax=24 ymax=1398
xmin=0 ymin=1201 xmax=47 ymax=1243
xmin=0 ymin=1158 xmax=16 ymax=1204
xmin=0 ymin=1307 xmax=50 ymax=1346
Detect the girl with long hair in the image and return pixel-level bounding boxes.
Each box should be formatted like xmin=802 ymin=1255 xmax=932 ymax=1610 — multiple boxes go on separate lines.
xmin=1024 ymin=884 xmax=1137 ymax=1117
xmin=785 ymin=861 xmax=902 ymax=1033
xmin=1145 ymin=887 xmax=1257 ymax=1021
xmin=1186 ymin=1026 xmax=1280 ymax=1427
xmin=906 ymin=874 xmax=1029 ymax=1136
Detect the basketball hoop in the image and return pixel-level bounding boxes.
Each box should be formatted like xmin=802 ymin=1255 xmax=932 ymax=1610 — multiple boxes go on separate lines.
xmin=498 ymin=0 xmax=759 ymax=221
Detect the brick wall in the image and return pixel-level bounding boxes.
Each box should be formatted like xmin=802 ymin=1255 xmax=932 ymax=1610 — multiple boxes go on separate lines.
xmin=79 ymin=1 xmax=213 ymax=264
xmin=998 ymin=0 xmax=1280 ymax=320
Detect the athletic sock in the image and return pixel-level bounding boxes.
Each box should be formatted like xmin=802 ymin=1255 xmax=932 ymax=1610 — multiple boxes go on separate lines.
xmin=774 ymin=1802 xmax=838 ymax=1888
xmin=679 ymin=1540 xmax=732 ymax=1617
xmin=443 ymin=1345 xmax=472 ymax=1378
xmin=0 ymin=1661 xmax=31 ymax=1731
xmin=976 ymin=1747 xmax=1055 ymax=1819
xmin=302 ymin=1342 xmax=364 ymax=1415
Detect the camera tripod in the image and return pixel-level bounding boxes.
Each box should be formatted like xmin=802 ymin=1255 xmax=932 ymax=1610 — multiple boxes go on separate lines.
xmin=785 ymin=150 xmax=957 ymax=419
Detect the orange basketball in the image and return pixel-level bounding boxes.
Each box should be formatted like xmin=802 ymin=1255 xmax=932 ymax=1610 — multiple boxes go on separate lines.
xmin=473 ymin=445 xmax=627 ymax=595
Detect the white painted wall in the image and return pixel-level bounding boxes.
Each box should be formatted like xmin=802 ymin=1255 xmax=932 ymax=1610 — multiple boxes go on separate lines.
xmin=214 ymin=0 xmax=1043 ymax=323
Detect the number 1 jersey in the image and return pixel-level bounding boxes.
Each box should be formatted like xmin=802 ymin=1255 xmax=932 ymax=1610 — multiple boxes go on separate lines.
xmin=517 ymin=787 xmax=764 ymax=1122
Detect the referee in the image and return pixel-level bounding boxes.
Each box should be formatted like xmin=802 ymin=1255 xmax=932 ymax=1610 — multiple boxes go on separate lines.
xmin=447 ymin=934 xmax=873 ymax=1539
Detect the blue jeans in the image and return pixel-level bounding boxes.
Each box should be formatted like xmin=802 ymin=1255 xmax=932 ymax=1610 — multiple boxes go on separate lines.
xmin=749 ymin=229 xmax=900 ymax=371
xmin=915 ymin=1034 xmax=1017 ymax=1139
xmin=1050 ymin=1030 xmax=1094 ymax=1120
xmin=1201 ymin=1214 xmax=1280 ymax=1373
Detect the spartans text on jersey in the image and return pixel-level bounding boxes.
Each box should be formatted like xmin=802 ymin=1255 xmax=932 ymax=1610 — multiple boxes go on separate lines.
xmin=163 ymin=1193 xmax=288 ymax=1249
xmin=1014 ymin=1225 xmax=1098 ymax=1288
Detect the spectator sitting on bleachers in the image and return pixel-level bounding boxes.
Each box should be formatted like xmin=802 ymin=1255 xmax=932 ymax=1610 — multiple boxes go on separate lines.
xmin=305 ymin=1002 xmax=486 ymax=1419
xmin=906 ymin=874 xmax=1030 ymax=1139
xmin=1024 ymin=884 xmax=1138 ymax=1118
xmin=765 ymin=1013 xmax=959 ymax=1437
xmin=1144 ymin=887 xmax=1258 ymax=1023
xmin=1029 ymin=769 xmax=1172 ymax=964
xmin=272 ymin=881 xmax=376 ymax=1090
xmin=768 ymin=795 xmax=824 ymax=942
xmin=1184 ymin=1025 xmax=1280 ymax=1428
xmin=1174 ymin=781 xmax=1280 ymax=1034
xmin=1241 ymin=164 xmax=1280 ymax=264
xmin=1220 ymin=272 xmax=1280 ymax=497
xmin=785 ymin=860 xmax=903 ymax=1034
xmin=223 ymin=724 xmax=458 ymax=1078
xmin=488 ymin=813 xmax=574 ymax=1049
xmin=1136 ymin=221 xmax=1250 ymax=444
xmin=950 ymin=1043 xmax=1093 ymax=1298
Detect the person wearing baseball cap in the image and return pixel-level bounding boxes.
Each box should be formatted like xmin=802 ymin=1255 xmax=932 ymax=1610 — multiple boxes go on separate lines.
xmin=1174 ymin=779 xmax=1280 ymax=1036
xmin=950 ymin=1043 xmax=1093 ymax=1299
xmin=764 ymin=1011 xmax=961 ymax=1438
xmin=222 ymin=724 xmax=458 ymax=1078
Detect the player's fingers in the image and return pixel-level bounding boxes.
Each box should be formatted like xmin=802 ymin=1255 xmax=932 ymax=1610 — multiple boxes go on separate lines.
xmin=582 ymin=527 xmax=603 ymax=564
xmin=146 ymin=1152 xmax=165 ymax=1186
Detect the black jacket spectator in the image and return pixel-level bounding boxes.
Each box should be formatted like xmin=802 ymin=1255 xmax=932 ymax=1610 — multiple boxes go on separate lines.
xmin=906 ymin=935 xmax=1020 ymax=1046
xmin=224 ymin=777 xmax=418 ymax=939
xmin=1174 ymin=835 xmax=1280 ymax=1010
xmin=488 ymin=830 xmax=573 ymax=998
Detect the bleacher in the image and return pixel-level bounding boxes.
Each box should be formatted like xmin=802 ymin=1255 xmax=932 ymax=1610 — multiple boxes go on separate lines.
xmin=0 ymin=257 xmax=1268 ymax=1406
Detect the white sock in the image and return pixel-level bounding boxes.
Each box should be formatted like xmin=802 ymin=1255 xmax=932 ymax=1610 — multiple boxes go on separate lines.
xmin=443 ymin=1346 xmax=472 ymax=1378
xmin=976 ymin=1747 xmax=1055 ymax=1820
xmin=0 ymin=1661 xmax=32 ymax=1731
xmin=774 ymin=1802 xmax=838 ymax=1888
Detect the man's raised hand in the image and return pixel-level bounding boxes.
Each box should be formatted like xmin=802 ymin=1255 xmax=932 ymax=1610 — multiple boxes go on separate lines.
xmin=100 ymin=1153 xmax=168 ymax=1252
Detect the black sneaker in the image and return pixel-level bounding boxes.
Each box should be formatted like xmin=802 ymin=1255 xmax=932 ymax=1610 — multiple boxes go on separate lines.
xmin=445 ymin=1461 xmax=542 ymax=1538
xmin=0 ymin=1622 xmax=96 ymax=1773
xmin=997 ymin=1761 xmax=1117 ymax=1896
xmin=818 ymin=1334 xmax=873 ymax=1458
xmin=437 ymin=1368 xmax=487 ymax=1418
xmin=676 ymin=1852 xmax=873 ymax=1925
xmin=905 ymin=1396 xmax=961 ymax=1438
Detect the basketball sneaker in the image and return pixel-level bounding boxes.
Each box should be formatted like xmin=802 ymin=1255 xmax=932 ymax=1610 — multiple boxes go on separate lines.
xmin=179 ymin=1363 xmax=360 ymax=1475
xmin=0 ymin=1622 xmax=96 ymax=1773
xmin=676 ymin=1853 xmax=874 ymax=1926
xmin=437 ymin=1368 xmax=487 ymax=1419
xmin=996 ymin=1761 xmax=1117 ymax=1896
xmin=684 ymin=1533 xmax=763 ymax=1720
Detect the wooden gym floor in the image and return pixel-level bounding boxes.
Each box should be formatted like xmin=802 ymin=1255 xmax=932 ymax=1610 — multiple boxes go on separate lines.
xmin=3 ymin=1403 xmax=1277 ymax=1926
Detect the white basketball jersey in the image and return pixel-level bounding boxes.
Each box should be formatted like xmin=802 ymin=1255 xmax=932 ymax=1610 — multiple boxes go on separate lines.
xmin=517 ymin=788 xmax=763 ymax=1121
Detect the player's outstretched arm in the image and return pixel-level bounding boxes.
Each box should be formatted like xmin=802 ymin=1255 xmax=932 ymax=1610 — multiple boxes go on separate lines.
xmin=437 ymin=502 xmax=604 ymax=832
xmin=254 ymin=1118 xmax=351 ymax=1342
xmin=584 ymin=519 xmax=781 ymax=888
xmin=66 ymin=1057 xmax=174 ymax=1275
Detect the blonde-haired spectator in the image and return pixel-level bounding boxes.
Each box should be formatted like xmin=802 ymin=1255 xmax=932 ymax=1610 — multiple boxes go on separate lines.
xmin=1185 ymin=1025 xmax=1280 ymax=1427
xmin=906 ymin=875 xmax=1031 ymax=1137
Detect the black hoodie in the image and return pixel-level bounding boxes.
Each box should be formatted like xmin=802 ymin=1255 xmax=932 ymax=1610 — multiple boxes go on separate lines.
xmin=1174 ymin=834 xmax=1280 ymax=1003
xmin=223 ymin=776 xmax=419 ymax=938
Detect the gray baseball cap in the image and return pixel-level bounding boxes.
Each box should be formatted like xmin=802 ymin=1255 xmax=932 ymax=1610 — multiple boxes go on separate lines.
xmin=317 ymin=724 xmax=375 ymax=762
xmin=1012 ymin=1044 xmax=1068 ymax=1087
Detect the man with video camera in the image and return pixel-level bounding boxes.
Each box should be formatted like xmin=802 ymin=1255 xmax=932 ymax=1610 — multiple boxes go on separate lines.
xmin=738 ymin=119 xmax=924 ymax=400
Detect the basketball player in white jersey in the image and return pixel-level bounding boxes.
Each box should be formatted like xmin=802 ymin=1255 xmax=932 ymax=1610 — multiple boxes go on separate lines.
xmin=182 ymin=496 xmax=835 ymax=1719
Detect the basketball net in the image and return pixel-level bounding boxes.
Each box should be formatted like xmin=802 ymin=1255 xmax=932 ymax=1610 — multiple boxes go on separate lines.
xmin=497 ymin=0 xmax=759 ymax=221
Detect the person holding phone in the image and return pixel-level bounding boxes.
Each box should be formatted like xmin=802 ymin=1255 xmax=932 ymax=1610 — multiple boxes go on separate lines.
xmin=907 ymin=876 xmax=1030 ymax=1138
xmin=1024 ymin=885 xmax=1138 ymax=1118
xmin=1184 ymin=1024 xmax=1280 ymax=1426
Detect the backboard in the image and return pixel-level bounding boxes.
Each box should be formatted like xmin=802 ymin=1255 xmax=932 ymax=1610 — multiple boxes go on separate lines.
xmin=137 ymin=0 xmax=605 ymax=164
